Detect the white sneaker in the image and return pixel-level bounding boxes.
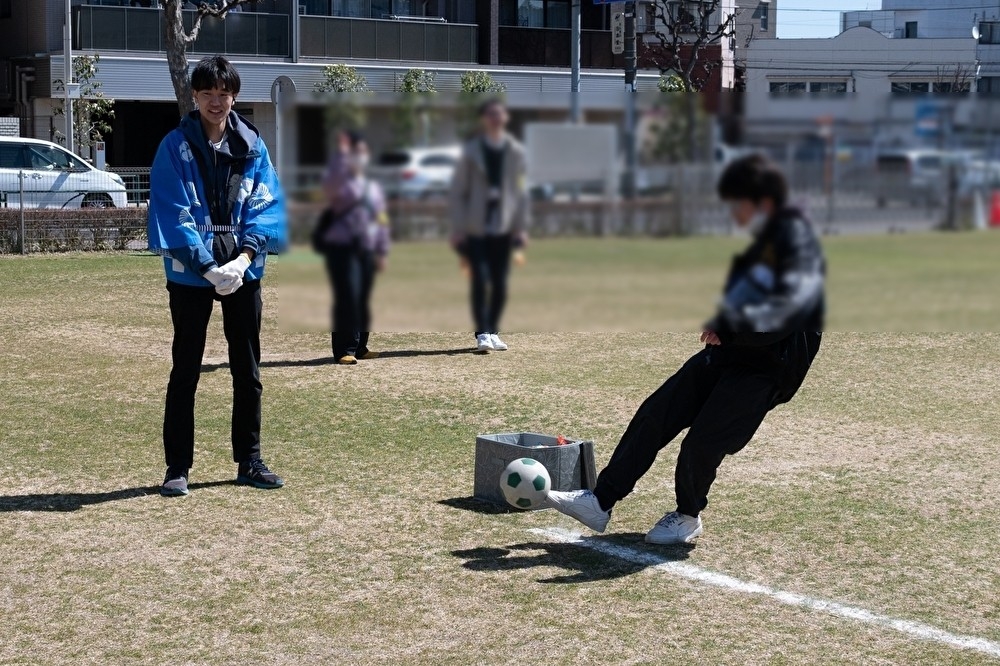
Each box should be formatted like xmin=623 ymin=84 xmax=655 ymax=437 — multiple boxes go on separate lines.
xmin=490 ymin=334 xmax=508 ymax=351
xmin=476 ymin=333 xmax=494 ymax=352
xmin=645 ymin=511 xmax=703 ymax=545
xmin=545 ymin=489 xmax=611 ymax=533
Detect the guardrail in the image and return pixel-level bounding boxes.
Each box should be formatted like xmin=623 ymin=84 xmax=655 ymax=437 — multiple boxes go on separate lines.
xmin=299 ymin=15 xmax=477 ymax=62
xmin=75 ymin=5 xmax=291 ymax=57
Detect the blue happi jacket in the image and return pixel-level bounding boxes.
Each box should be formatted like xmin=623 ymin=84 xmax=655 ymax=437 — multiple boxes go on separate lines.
xmin=147 ymin=110 xmax=287 ymax=286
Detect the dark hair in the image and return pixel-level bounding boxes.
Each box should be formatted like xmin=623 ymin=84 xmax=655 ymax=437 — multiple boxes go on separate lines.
xmin=344 ymin=130 xmax=365 ymax=149
xmin=717 ymin=153 xmax=788 ymax=208
xmin=190 ymin=55 xmax=241 ymax=95
xmin=477 ymin=97 xmax=506 ymax=117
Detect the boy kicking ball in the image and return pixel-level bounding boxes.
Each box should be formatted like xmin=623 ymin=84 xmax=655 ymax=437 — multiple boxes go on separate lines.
xmin=546 ymin=154 xmax=825 ymax=545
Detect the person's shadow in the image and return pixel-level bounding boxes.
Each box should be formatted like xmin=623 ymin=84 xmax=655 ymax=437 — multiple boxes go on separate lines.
xmin=201 ymin=348 xmax=475 ymax=372
xmin=0 ymin=480 xmax=233 ymax=512
xmin=452 ymin=534 xmax=693 ymax=584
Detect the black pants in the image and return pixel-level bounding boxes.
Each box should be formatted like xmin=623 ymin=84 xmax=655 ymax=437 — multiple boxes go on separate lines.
xmin=324 ymin=244 xmax=376 ymax=358
xmin=163 ymin=280 xmax=263 ymax=470
xmin=594 ymin=348 xmax=781 ymax=517
xmin=466 ymin=234 xmax=512 ymax=336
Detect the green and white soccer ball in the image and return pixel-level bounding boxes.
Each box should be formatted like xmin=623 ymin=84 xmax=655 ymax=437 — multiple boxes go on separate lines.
xmin=500 ymin=458 xmax=551 ymax=509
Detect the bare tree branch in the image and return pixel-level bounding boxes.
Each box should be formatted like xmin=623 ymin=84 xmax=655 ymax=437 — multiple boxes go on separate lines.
xmin=646 ymin=0 xmax=736 ymax=92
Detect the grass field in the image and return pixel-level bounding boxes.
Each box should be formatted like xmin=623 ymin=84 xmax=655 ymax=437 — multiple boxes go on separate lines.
xmin=2 ymin=234 xmax=1000 ymax=665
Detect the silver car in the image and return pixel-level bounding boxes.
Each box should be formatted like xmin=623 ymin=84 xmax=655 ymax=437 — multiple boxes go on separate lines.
xmin=370 ymin=145 xmax=462 ymax=200
xmin=0 ymin=137 xmax=127 ymax=208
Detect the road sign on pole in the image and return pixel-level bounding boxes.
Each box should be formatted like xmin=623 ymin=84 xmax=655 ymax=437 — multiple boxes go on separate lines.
xmin=611 ymin=3 xmax=625 ymax=55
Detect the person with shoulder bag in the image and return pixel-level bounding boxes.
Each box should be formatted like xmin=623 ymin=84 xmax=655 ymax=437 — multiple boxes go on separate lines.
xmin=318 ymin=130 xmax=390 ymax=365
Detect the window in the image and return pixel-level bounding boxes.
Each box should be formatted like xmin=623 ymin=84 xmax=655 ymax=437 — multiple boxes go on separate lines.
xmin=331 ymin=0 xmax=365 ymax=17
xmin=978 ymin=21 xmax=1000 ymax=45
xmin=758 ymin=2 xmax=768 ymax=32
xmin=420 ymin=154 xmax=457 ymax=167
xmin=500 ymin=0 xmax=571 ymax=28
xmin=769 ymin=81 xmax=807 ymax=95
xmin=933 ymin=81 xmax=970 ymax=95
xmin=0 ymin=144 xmax=27 ymax=169
xmin=810 ymin=81 xmax=847 ymax=95
xmin=904 ymin=21 xmax=917 ymax=38
xmin=891 ymin=81 xmax=929 ymax=95
xmin=980 ymin=76 xmax=1000 ymax=96
xmin=859 ymin=20 xmax=872 ymax=29
xmin=26 ymin=145 xmax=87 ymax=171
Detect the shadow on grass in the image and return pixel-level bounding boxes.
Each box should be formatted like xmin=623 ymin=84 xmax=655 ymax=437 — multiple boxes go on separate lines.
xmin=201 ymin=348 xmax=474 ymax=372
xmin=452 ymin=534 xmax=692 ymax=583
xmin=0 ymin=480 xmax=234 ymax=512
xmin=438 ymin=496 xmax=514 ymax=515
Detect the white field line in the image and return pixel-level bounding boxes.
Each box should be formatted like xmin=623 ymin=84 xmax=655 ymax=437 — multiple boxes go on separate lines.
xmin=531 ymin=527 xmax=1000 ymax=660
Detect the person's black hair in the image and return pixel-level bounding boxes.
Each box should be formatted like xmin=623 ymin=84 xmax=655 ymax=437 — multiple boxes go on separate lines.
xmin=716 ymin=153 xmax=788 ymax=208
xmin=190 ymin=55 xmax=241 ymax=95
xmin=477 ymin=97 xmax=506 ymax=117
xmin=344 ymin=130 xmax=365 ymax=149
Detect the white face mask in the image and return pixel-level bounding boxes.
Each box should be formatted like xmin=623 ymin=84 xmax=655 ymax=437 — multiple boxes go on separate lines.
xmin=748 ymin=211 xmax=769 ymax=235
xmin=347 ymin=154 xmax=369 ymax=171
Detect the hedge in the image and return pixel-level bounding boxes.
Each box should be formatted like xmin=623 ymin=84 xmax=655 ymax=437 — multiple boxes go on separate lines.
xmin=0 ymin=208 xmax=149 ymax=254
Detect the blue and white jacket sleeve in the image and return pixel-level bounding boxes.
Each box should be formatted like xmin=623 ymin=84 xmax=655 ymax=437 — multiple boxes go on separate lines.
xmin=147 ymin=136 xmax=216 ymax=278
xmin=237 ymin=140 xmax=287 ymax=268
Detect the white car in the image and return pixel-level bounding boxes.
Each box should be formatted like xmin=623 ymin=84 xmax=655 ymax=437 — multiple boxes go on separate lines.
xmin=371 ymin=145 xmax=462 ymax=200
xmin=0 ymin=136 xmax=127 ymax=208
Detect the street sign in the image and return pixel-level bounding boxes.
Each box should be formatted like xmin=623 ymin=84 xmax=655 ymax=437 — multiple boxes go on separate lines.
xmin=611 ymin=2 xmax=625 ymax=55
xmin=915 ymin=102 xmax=943 ymax=138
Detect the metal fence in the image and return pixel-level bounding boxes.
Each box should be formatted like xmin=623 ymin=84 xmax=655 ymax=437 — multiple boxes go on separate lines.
xmin=0 ymin=169 xmax=148 ymax=254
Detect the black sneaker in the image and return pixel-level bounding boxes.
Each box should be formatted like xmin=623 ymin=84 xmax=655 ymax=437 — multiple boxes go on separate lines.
xmin=236 ymin=458 xmax=285 ymax=489
xmin=161 ymin=467 xmax=189 ymax=497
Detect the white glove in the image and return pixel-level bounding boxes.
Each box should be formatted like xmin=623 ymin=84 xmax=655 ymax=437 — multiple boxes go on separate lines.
xmin=203 ymin=266 xmax=243 ymax=296
xmin=220 ymin=254 xmax=252 ymax=281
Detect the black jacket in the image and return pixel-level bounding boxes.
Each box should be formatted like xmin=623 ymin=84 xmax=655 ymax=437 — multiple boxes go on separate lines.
xmin=705 ymin=207 xmax=826 ymax=403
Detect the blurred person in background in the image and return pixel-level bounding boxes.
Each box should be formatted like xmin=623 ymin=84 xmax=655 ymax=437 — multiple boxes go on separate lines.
xmin=449 ymin=98 xmax=529 ymax=353
xmin=546 ymin=154 xmax=825 ymax=546
xmin=148 ymin=56 xmax=287 ymax=496
xmin=318 ymin=130 xmax=390 ymax=365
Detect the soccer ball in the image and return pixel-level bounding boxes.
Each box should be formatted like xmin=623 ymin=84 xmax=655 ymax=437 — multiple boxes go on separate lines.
xmin=500 ymin=458 xmax=551 ymax=509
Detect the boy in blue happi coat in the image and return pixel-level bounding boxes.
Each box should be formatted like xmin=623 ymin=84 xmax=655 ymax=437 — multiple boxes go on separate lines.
xmin=148 ymin=56 xmax=287 ymax=496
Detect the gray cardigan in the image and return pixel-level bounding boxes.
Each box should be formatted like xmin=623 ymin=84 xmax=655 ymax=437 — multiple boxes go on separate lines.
xmin=449 ymin=134 xmax=530 ymax=238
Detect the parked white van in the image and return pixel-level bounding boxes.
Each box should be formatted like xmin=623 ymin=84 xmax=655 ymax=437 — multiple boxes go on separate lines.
xmin=0 ymin=137 xmax=127 ymax=208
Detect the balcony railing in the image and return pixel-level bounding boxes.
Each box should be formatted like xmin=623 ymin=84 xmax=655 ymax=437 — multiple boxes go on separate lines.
xmin=74 ymin=6 xmax=290 ymax=57
xmin=498 ymin=26 xmax=623 ymax=69
xmin=299 ymin=15 xmax=477 ymax=62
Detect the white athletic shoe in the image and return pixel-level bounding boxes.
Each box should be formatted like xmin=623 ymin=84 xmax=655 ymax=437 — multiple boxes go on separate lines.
xmin=490 ymin=334 xmax=508 ymax=351
xmin=476 ymin=333 xmax=494 ymax=352
xmin=645 ymin=511 xmax=703 ymax=545
xmin=545 ymin=489 xmax=611 ymax=533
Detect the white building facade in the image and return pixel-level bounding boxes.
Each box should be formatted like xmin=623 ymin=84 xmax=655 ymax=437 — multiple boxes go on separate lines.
xmin=842 ymin=0 xmax=1000 ymax=94
xmin=743 ymin=27 xmax=997 ymax=154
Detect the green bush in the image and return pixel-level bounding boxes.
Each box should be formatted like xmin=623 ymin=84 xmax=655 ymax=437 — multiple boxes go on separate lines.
xmin=0 ymin=207 xmax=148 ymax=254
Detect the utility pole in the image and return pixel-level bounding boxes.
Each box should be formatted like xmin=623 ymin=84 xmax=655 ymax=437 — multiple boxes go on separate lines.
xmin=64 ymin=0 xmax=74 ymax=154
xmin=571 ymin=0 xmax=581 ymax=122
xmin=623 ymin=0 xmax=638 ymax=198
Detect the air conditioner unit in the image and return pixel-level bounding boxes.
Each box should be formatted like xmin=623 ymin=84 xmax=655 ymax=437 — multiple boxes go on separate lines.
xmin=893 ymin=27 xmax=904 ymax=38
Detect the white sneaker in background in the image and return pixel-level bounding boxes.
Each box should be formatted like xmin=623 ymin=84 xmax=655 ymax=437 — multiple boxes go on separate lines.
xmin=545 ymin=489 xmax=611 ymax=533
xmin=476 ymin=333 xmax=494 ymax=352
xmin=490 ymin=334 xmax=508 ymax=351
xmin=645 ymin=511 xmax=703 ymax=545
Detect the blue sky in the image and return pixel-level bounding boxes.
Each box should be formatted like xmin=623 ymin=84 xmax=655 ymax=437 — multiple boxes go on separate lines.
xmin=777 ymin=1 xmax=880 ymax=39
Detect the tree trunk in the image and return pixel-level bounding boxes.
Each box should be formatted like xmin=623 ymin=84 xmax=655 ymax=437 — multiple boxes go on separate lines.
xmin=164 ymin=0 xmax=194 ymax=116
xmin=685 ymin=88 xmax=697 ymax=161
